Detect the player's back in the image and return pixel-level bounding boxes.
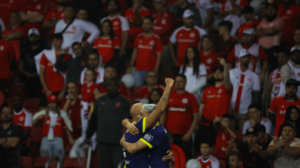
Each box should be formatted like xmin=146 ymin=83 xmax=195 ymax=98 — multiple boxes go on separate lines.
xmin=124 ymin=130 xmax=149 ymax=168
xmin=146 ymin=124 xmax=170 ymax=168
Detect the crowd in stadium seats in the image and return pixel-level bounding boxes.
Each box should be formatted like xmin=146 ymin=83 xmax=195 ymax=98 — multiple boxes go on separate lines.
xmin=0 ymin=0 xmax=300 ymax=167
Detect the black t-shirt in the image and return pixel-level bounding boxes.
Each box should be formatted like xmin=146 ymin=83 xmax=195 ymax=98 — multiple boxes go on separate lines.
xmin=236 ymin=142 xmax=270 ymax=168
xmin=217 ymin=37 xmax=236 ymax=59
xmin=0 ymin=123 xmax=23 ymax=168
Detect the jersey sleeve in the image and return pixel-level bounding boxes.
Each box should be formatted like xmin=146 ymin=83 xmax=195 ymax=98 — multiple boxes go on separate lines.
xmin=155 ymin=37 xmax=163 ymax=53
xmin=259 ymin=46 xmax=268 ymax=61
xmin=211 ymin=159 xmax=220 ymax=168
xmin=269 ymin=98 xmax=277 ymax=114
xmin=169 ymin=30 xmax=177 ymax=44
xmin=135 ymin=117 xmax=146 ymax=134
xmin=39 ymin=54 xmax=47 ymax=66
xmin=265 ymin=119 xmax=273 ymax=134
xmin=120 ymin=16 xmax=130 ymax=32
xmin=44 ymin=10 xmax=52 ymax=21
xmin=24 ymin=112 xmax=33 ymax=128
xmin=253 ymin=74 xmax=260 ymax=91
xmin=140 ymin=129 xmax=161 ymax=149
xmin=227 ymin=47 xmax=236 ymax=63
xmin=114 ymin=38 xmax=121 ymax=48
xmin=199 ymin=64 xmax=207 ymax=77
xmin=133 ymin=36 xmax=139 ymax=50
xmin=242 ymin=120 xmax=250 ymax=134
xmin=190 ymin=95 xmax=199 ymax=113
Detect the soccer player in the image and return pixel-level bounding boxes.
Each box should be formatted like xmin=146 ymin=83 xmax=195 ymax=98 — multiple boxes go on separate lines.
xmin=120 ymin=78 xmax=174 ymax=168
xmin=197 ymin=142 xmax=220 ymax=168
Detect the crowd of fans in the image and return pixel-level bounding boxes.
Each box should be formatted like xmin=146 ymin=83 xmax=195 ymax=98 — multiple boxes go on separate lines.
xmin=0 ymin=0 xmax=300 ymax=167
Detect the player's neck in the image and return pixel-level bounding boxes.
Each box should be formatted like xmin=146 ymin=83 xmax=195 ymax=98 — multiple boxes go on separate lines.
xmin=109 ymin=13 xmax=119 ymax=18
xmin=188 ymin=60 xmax=193 ymax=67
xmin=240 ymin=65 xmax=248 ymax=72
xmin=176 ymin=89 xmax=185 ymax=94
xmin=245 ymin=19 xmax=253 ymax=24
xmin=2 ymin=122 xmax=13 ymax=130
xmin=202 ymin=154 xmax=210 ymax=160
xmin=144 ymin=31 xmax=153 ymax=37
xmin=215 ymin=81 xmax=224 ymax=88
xmin=58 ymin=5 xmax=64 ymax=10
xmin=296 ymin=43 xmax=300 ymax=47
xmin=31 ymin=44 xmax=40 ymax=50
xmin=65 ymin=17 xmax=74 ymax=24
xmin=148 ymin=84 xmax=156 ymax=90
xmin=203 ymin=48 xmax=213 ymax=55
xmin=223 ymin=33 xmax=231 ymax=42
xmin=86 ymin=81 xmax=94 ymax=86
xmin=103 ymin=34 xmax=110 ymax=38
xmin=55 ymin=48 xmax=63 ymax=55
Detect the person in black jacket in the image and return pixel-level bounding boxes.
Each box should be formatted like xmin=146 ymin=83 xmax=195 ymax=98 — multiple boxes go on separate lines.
xmin=85 ymin=78 xmax=131 ymax=168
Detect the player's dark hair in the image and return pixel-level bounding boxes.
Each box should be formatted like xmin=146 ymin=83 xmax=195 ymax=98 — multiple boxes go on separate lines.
xmin=144 ymin=16 xmax=154 ymax=23
xmin=182 ymin=46 xmax=201 ymax=77
xmin=149 ymin=88 xmax=163 ymax=104
xmin=175 ymin=74 xmax=187 ymax=81
xmin=147 ymin=70 xmax=158 ymax=77
xmin=100 ymin=19 xmax=115 ymax=39
xmin=253 ymin=124 xmax=266 ymax=133
xmin=67 ymin=81 xmax=78 ymax=87
xmin=266 ymin=2 xmax=279 ymax=11
xmin=107 ymin=0 xmax=121 ymax=12
xmin=248 ymin=103 xmax=261 ymax=111
xmin=242 ymin=6 xmax=254 ymax=14
xmin=200 ymin=141 xmax=213 ymax=148
xmin=105 ymin=64 xmax=117 ymax=71
xmin=219 ymin=21 xmax=233 ymax=33
xmin=222 ymin=114 xmax=233 ymax=120
xmin=71 ymin=42 xmax=81 ymax=48
xmin=89 ymin=51 xmax=100 ymax=59
xmin=277 ymin=47 xmax=290 ymax=57
xmin=230 ymin=154 xmax=242 ymax=162
xmin=86 ymin=68 xmax=96 ymax=76
xmin=63 ymin=2 xmax=76 ymax=10
xmin=78 ymin=7 xmax=88 ymax=13
xmin=51 ymin=33 xmax=63 ymax=40
xmin=201 ymin=34 xmax=213 ymax=43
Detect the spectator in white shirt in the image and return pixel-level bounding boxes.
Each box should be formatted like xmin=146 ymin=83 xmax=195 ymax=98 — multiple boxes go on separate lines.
xmin=180 ymin=46 xmax=207 ymax=101
xmin=54 ymin=3 xmax=99 ymax=52
xmin=243 ymin=103 xmax=272 ymax=135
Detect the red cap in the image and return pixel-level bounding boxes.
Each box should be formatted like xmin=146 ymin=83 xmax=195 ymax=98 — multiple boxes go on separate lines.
xmin=47 ymin=94 xmax=58 ymax=103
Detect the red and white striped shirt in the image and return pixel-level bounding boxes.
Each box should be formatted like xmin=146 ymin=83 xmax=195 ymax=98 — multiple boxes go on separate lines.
xmin=197 ymin=155 xmax=220 ymax=168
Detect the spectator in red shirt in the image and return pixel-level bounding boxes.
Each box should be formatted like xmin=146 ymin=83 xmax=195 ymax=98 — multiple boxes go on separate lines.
xmin=19 ymin=0 xmax=48 ymax=38
xmin=2 ymin=11 xmax=24 ymax=61
xmin=234 ymin=6 xmax=261 ymax=42
xmin=195 ymin=58 xmax=232 ymax=154
xmin=217 ymin=21 xmax=236 ymax=59
xmin=255 ymin=3 xmax=285 ymax=49
xmin=294 ymin=27 xmax=300 ymax=48
xmin=39 ymin=33 xmax=67 ymax=108
xmin=124 ymin=0 xmax=151 ymax=48
xmin=96 ymin=65 xmax=129 ymax=98
xmin=43 ymin=0 xmax=66 ymax=39
xmin=32 ymin=94 xmax=74 ymax=161
xmin=200 ymin=35 xmax=220 ymax=82
xmin=136 ymin=70 xmax=165 ymax=102
xmin=269 ymin=79 xmax=300 ymax=137
xmin=227 ymin=28 xmax=268 ymax=84
xmin=0 ymin=25 xmax=15 ymax=93
xmin=167 ymin=131 xmax=186 ymax=168
xmin=169 ymin=9 xmax=207 ymax=75
xmin=277 ymin=0 xmax=300 ymax=47
xmin=214 ymin=114 xmax=237 ymax=159
xmin=93 ymin=19 xmax=120 ymax=66
xmin=61 ymin=81 xmax=81 ymax=143
xmin=128 ymin=16 xmax=163 ymax=87
xmin=161 ymin=74 xmax=199 ymax=159
xmin=197 ymin=142 xmax=220 ymax=168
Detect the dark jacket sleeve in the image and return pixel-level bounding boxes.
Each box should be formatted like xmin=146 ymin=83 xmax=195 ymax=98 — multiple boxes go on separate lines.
xmin=54 ymin=54 xmax=68 ymax=72
xmin=86 ymin=102 xmax=98 ymax=138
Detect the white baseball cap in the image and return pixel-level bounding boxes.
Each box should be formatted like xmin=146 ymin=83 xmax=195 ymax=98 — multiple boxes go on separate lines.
xmin=291 ymin=46 xmax=300 ymax=53
xmin=243 ymin=28 xmax=254 ymax=35
xmin=239 ymin=49 xmax=251 ymax=58
xmin=183 ymin=9 xmax=195 ymax=18
xmin=28 ymin=28 xmax=40 ymax=36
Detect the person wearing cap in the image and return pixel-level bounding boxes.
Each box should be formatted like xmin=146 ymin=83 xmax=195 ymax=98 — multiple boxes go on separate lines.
xmin=269 ymin=78 xmax=300 ymax=136
xmin=264 ymin=48 xmax=289 ymax=114
xmin=278 ymin=46 xmax=300 ymax=97
xmin=214 ymin=114 xmax=237 ymax=159
xmin=199 ymin=34 xmax=221 ymax=83
xmin=226 ymin=127 xmax=270 ymax=168
xmin=124 ymin=0 xmax=151 ymax=48
xmin=235 ymin=6 xmax=261 ymax=41
xmin=55 ymin=3 xmax=99 ymax=52
xmin=195 ymin=58 xmax=232 ymax=154
xmin=255 ymin=3 xmax=284 ymax=49
xmin=12 ymin=94 xmax=32 ymax=156
xmin=228 ymin=27 xmax=268 ymax=84
xmin=19 ymin=28 xmax=47 ymax=98
xmin=39 ymin=33 xmax=71 ymax=108
xmin=172 ymin=0 xmax=202 ymax=29
xmin=127 ymin=16 xmax=163 ymax=87
xmin=267 ymin=122 xmax=300 ymax=167
xmin=0 ymin=24 xmax=15 ymax=93
xmin=229 ymin=49 xmax=260 ymax=130
xmin=32 ymin=94 xmax=74 ymax=161
xmin=2 ymin=11 xmax=24 ymax=61
xmin=217 ymin=21 xmax=236 ymax=59
xmin=0 ymin=106 xmax=23 ymax=168
xmin=101 ymin=0 xmax=129 ymax=58
xmin=169 ymin=9 xmax=207 ymax=75
xmin=243 ymin=103 xmax=272 ymax=135
xmin=277 ymin=0 xmax=300 ymax=46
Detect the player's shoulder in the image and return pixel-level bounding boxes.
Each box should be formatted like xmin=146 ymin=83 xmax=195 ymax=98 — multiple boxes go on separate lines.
xmin=174 ymin=26 xmax=185 ymax=33
xmin=209 ymin=155 xmax=219 ymax=163
xmin=261 ymin=117 xmax=270 ymax=123
xmin=158 ymin=84 xmax=165 ymax=90
xmin=196 ymin=155 xmax=203 ymax=161
xmin=194 ymin=26 xmax=207 ymax=34
xmin=56 ymin=19 xmax=64 ymax=25
xmin=152 ymin=33 xmax=161 ymax=39
xmin=23 ymin=109 xmax=33 ymax=116
xmin=274 ymin=96 xmax=285 ymax=101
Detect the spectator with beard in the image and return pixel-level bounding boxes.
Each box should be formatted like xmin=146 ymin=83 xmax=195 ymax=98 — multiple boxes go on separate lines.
xmin=101 ymin=0 xmax=129 ymax=58
xmin=277 ymin=0 xmax=300 ymax=47
xmin=267 ymin=122 xmax=300 ymax=168
xmin=0 ymin=107 xmax=23 ymax=168
xmin=19 ymin=28 xmax=47 ymax=98
xmin=12 ymin=94 xmax=32 ymax=156
xmin=255 ymin=3 xmax=284 ymax=50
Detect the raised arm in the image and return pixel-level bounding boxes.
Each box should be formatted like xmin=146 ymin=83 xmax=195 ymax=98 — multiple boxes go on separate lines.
xmin=219 ymin=58 xmax=232 ymax=90
xmin=144 ymin=78 xmax=174 ymax=129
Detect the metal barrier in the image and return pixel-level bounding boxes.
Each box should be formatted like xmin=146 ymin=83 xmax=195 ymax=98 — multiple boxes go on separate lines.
xmin=45 ymin=155 xmax=61 ymax=168
xmin=117 ymin=160 xmax=125 ymax=168
xmin=76 ymin=140 xmax=92 ymax=168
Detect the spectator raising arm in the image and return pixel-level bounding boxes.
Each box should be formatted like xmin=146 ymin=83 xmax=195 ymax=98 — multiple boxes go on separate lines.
xmin=229 ymin=0 xmax=243 ymax=16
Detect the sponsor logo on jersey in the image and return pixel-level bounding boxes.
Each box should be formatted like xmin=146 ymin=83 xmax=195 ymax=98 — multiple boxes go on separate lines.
xmin=182 ymin=98 xmax=188 ymax=103
xmin=144 ymin=134 xmax=154 ymax=142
